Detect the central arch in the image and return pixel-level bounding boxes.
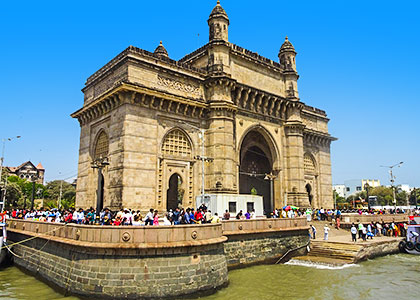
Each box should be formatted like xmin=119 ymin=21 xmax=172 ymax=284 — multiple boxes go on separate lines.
xmin=239 ymin=127 xmax=278 ymax=215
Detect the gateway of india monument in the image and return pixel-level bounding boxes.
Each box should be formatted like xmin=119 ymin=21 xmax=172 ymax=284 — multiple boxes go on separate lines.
xmin=71 ymin=1 xmax=336 ymax=214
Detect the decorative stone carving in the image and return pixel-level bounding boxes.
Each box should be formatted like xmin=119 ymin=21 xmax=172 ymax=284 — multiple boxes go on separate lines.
xmin=157 ymin=75 xmax=200 ymax=96
xmin=122 ymin=232 xmax=131 ymax=242
xmin=191 ymin=231 xmax=198 ymax=239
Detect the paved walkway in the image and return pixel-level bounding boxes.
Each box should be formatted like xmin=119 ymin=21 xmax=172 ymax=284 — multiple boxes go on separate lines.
xmin=310 ymin=220 xmax=401 ymax=244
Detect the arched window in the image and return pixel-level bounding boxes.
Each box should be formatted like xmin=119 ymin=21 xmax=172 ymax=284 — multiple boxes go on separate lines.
xmin=304 ymin=153 xmax=316 ymax=174
xmin=94 ymin=131 xmax=109 ymax=159
xmin=161 ymin=129 xmax=192 ymax=158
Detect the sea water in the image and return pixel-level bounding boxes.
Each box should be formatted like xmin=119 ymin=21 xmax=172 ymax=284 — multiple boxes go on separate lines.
xmin=0 ymin=254 xmax=418 ymax=300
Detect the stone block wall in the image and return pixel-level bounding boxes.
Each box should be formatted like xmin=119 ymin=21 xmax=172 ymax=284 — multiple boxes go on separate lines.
xmin=11 ymin=233 xmax=227 ymax=299
xmin=224 ymin=230 xmax=309 ymax=268
xmin=7 ymin=218 xmax=309 ymax=298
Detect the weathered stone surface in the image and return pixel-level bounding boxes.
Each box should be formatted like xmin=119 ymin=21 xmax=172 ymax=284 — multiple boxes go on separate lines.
xmin=71 ymin=1 xmax=335 ymax=212
xmin=10 ymin=233 xmax=228 ymax=299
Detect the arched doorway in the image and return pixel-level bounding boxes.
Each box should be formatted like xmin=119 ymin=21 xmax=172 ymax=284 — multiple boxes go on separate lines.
xmin=304 ymin=153 xmax=318 ymax=208
xmin=239 ymin=130 xmax=274 ymax=215
xmin=167 ymin=173 xmax=183 ymax=210
xmin=306 ymin=183 xmax=312 ymax=206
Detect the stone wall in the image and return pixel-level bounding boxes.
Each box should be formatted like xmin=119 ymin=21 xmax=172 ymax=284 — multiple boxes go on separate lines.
xmin=7 ymin=218 xmax=309 ymax=298
xmin=222 ymin=217 xmax=309 ymax=268
xmin=7 ymin=221 xmax=228 ymax=299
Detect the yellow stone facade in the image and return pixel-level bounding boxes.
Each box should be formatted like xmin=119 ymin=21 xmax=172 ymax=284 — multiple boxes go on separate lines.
xmin=71 ymin=2 xmax=336 ymax=212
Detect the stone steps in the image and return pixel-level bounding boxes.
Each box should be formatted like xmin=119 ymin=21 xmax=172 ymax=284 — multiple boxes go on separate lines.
xmin=293 ymin=241 xmax=364 ymax=265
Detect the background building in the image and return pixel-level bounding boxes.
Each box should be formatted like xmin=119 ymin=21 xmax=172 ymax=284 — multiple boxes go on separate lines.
xmin=72 ymin=2 xmax=336 ymax=212
xmin=334 ymin=179 xmax=380 ymax=198
xmin=5 ymin=161 xmax=45 ymax=184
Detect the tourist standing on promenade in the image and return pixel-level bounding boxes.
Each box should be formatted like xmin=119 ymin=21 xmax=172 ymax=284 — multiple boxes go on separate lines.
xmin=351 ymin=224 xmax=357 ymax=242
xmin=153 ymin=210 xmax=159 ymax=225
xmin=358 ymin=222 xmax=363 ymax=239
xmin=311 ymin=224 xmax=316 ymax=239
xmin=323 ymin=224 xmax=330 ymax=240
xmin=362 ymin=225 xmax=367 ymax=241
xmin=223 ymin=210 xmax=230 ymax=220
xmin=144 ymin=209 xmax=154 ymax=226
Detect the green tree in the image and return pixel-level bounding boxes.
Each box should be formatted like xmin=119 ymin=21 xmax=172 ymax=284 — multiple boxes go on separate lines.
xmin=44 ymin=180 xmax=76 ymax=209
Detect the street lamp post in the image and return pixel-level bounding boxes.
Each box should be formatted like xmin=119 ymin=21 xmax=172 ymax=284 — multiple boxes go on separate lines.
xmin=381 ymin=161 xmax=403 ymax=211
xmin=91 ymin=156 xmax=109 ymax=214
xmin=178 ymin=121 xmax=220 ymax=204
xmin=264 ymin=173 xmax=276 ymax=215
xmin=364 ymin=183 xmax=370 ymax=211
xmin=0 ymin=135 xmax=21 ymax=212
xmin=30 ymin=175 xmax=39 ymax=210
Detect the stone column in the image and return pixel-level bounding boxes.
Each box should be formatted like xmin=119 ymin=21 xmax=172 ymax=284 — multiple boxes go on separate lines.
xmin=284 ymin=106 xmax=308 ymax=207
xmin=317 ymin=141 xmax=334 ymax=208
xmin=206 ymin=102 xmax=237 ymax=194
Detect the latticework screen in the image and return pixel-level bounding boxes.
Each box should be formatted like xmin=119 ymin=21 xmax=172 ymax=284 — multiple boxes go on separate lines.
xmin=162 ymin=129 xmax=191 ymax=157
xmin=94 ymin=131 xmax=109 ymax=159
xmin=304 ymin=153 xmax=316 ymax=174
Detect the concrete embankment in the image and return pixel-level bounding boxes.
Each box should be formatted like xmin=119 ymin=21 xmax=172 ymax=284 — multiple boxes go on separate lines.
xmin=6 ymin=217 xmax=309 ymax=299
xmin=293 ymin=239 xmax=401 ymax=266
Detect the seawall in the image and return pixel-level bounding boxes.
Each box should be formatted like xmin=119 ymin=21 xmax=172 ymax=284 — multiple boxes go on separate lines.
xmin=6 ymin=217 xmax=309 ymax=298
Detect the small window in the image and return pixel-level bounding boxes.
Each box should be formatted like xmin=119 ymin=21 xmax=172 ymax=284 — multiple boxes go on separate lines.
xmin=356 ymin=186 xmax=362 ymax=191
xmin=228 ymin=202 xmax=237 ymax=214
xmin=247 ymin=202 xmax=254 ymax=212
xmin=346 ymin=187 xmax=350 ymax=192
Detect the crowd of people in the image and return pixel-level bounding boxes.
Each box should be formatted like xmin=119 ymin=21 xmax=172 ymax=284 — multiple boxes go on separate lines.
xmin=2 ymin=205 xmax=418 ymax=231
xmin=349 ymin=221 xmax=409 ymax=242
xmin=2 ymin=204 xmax=225 ymax=226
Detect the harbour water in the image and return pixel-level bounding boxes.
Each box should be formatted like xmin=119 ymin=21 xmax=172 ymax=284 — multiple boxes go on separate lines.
xmin=0 ymin=254 xmax=418 ymax=300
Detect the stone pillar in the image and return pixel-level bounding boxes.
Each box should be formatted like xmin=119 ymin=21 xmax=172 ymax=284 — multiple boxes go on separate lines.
xmin=317 ymin=141 xmax=334 ymax=208
xmin=284 ymin=118 xmax=308 ymax=207
xmin=75 ymin=123 xmax=91 ymax=208
xmin=206 ymin=101 xmax=237 ymax=194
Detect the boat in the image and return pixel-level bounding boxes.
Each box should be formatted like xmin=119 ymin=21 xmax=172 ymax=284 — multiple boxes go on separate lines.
xmin=399 ymin=216 xmax=420 ymax=255
xmin=0 ymin=221 xmax=9 ymax=265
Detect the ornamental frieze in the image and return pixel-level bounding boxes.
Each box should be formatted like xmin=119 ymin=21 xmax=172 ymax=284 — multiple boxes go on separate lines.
xmin=157 ymin=75 xmax=201 ymax=96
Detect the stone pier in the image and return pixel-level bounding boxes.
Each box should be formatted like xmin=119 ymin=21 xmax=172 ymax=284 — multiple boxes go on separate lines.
xmin=6 ymin=217 xmax=309 ymax=298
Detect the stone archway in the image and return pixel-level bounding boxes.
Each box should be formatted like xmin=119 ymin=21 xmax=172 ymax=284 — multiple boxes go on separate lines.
xmin=304 ymin=153 xmax=318 ymax=208
xmin=159 ymin=128 xmax=194 ymax=209
xmin=167 ymin=173 xmax=182 ymax=210
xmin=239 ymin=129 xmax=275 ymax=215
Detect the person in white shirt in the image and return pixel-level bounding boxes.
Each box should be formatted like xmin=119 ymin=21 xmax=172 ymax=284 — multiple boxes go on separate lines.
xmin=324 ymin=224 xmax=330 ymax=240
xmin=350 ymin=224 xmax=357 ymax=242
xmin=251 ymin=209 xmax=256 ymax=219
xmin=163 ymin=214 xmax=171 ymax=225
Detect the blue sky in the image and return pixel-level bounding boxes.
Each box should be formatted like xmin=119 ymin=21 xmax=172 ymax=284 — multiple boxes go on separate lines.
xmin=0 ymin=0 xmax=419 ymax=186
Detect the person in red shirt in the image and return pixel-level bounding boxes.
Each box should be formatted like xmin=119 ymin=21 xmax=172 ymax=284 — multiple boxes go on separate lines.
xmin=113 ymin=216 xmax=122 ymax=226
xmin=194 ymin=209 xmax=203 ymax=224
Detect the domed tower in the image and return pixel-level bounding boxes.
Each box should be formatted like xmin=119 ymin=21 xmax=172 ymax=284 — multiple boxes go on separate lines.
xmin=154 ymin=41 xmax=169 ymax=58
xmin=278 ymin=36 xmax=297 ymax=72
xmin=208 ymin=0 xmax=229 ymax=42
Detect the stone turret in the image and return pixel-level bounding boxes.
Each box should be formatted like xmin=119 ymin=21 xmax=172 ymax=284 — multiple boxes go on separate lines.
xmin=278 ymin=36 xmax=297 ymax=72
xmin=154 ymin=41 xmax=169 ymax=58
xmin=208 ymin=0 xmax=229 ymax=42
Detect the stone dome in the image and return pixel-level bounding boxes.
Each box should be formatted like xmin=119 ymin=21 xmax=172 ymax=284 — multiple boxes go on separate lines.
xmin=279 ymin=36 xmax=296 ymax=53
xmin=154 ymin=41 xmax=169 ymax=58
xmin=209 ymin=0 xmax=229 ymax=23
